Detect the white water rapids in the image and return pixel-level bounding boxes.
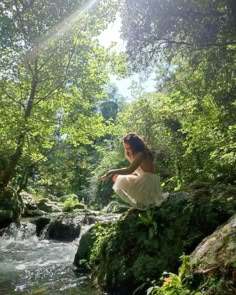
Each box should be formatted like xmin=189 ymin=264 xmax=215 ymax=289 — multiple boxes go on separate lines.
xmin=0 ymin=222 xmax=98 ymax=295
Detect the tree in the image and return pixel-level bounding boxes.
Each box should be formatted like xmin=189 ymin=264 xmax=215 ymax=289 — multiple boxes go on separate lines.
xmin=117 ymin=0 xmax=236 ymax=187
xmin=0 ymin=0 xmax=118 ymax=189
xmin=120 ymin=0 xmax=236 ymax=70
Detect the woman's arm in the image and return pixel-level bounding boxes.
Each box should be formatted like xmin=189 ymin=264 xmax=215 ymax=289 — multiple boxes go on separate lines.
xmin=100 ymin=152 xmax=144 ymax=180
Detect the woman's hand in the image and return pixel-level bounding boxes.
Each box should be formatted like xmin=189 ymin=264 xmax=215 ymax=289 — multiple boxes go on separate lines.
xmin=100 ymin=170 xmax=114 ymax=180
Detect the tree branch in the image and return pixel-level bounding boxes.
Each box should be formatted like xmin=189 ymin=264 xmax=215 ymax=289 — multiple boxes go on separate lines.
xmin=161 ymin=38 xmax=236 ymax=48
xmin=0 ymin=84 xmax=25 ymax=109
xmin=33 ymin=39 xmax=78 ymax=105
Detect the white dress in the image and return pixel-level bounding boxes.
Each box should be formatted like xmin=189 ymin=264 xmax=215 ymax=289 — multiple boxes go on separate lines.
xmin=112 ymin=167 xmax=168 ymax=210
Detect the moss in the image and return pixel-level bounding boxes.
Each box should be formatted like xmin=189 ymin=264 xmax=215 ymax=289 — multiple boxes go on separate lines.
xmin=0 ymin=187 xmax=24 ymax=228
xmin=74 ymin=225 xmax=98 ymax=268
xmin=74 ymin=191 xmax=236 ymax=294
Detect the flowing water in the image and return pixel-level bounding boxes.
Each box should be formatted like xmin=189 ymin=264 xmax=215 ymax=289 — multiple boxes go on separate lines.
xmin=0 ymin=222 xmax=99 ymax=295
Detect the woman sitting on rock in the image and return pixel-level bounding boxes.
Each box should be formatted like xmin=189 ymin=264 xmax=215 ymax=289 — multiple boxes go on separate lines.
xmin=101 ymin=132 xmax=168 ymax=210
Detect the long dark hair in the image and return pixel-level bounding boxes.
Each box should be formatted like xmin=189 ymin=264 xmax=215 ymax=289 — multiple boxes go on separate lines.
xmin=123 ymin=132 xmax=153 ymax=160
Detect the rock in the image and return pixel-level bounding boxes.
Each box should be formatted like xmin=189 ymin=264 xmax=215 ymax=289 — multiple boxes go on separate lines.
xmin=73 ymin=191 xmax=236 ymax=294
xmin=19 ymin=191 xmax=45 ymax=217
xmin=34 ymin=217 xmax=51 ymax=236
xmin=63 ymin=202 xmax=86 ymax=212
xmin=73 ymin=225 xmax=97 ymax=268
xmin=39 ymin=210 xmax=111 ymax=242
xmin=42 ymin=214 xmax=82 ymax=242
xmin=184 ymin=214 xmax=236 ymax=295
xmin=20 ymin=191 xmax=37 ymax=210
xmin=37 ymin=198 xmax=63 ymax=213
xmin=73 ymin=203 xmax=86 ymax=210
xmin=0 ymin=187 xmax=24 ymax=228
xmin=0 ymin=210 xmax=13 ymax=229
xmin=24 ymin=208 xmax=45 ymax=217
xmin=185 ymin=181 xmax=211 ymax=198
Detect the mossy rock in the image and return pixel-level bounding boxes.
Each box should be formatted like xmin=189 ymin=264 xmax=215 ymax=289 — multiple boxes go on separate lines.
xmin=74 ymin=225 xmax=98 ymax=268
xmin=37 ymin=198 xmax=62 ymax=213
xmin=0 ymin=187 xmax=24 ymax=228
xmin=74 ymin=191 xmax=236 ymax=294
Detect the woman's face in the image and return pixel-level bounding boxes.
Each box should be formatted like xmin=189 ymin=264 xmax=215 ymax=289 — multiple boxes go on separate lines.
xmin=123 ymin=142 xmax=130 ymax=151
xmin=123 ymin=142 xmax=133 ymax=158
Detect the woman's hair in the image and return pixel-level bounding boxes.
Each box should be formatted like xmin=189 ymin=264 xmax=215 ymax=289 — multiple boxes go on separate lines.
xmin=123 ymin=132 xmax=153 ymax=159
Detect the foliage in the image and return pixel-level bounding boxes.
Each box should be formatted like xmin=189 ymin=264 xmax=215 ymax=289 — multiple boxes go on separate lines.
xmin=120 ymin=0 xmax=236 ymax=70
xmin=147 ymin=256 xmax=201 ymax=295
xmin=1 ymin=0 xmax=235 ymax=209
xmin=109 ymin=0 xmax=235 ymax=193
xmin=138 ymin=209 xmax=158 ymax=240
xmin=0 ymin=0 xmax=122 ymax=193
xmin=114 ymin=85 xmax=235 ymax=190
xmin=62 ymin=195 xmax=83 ymax=212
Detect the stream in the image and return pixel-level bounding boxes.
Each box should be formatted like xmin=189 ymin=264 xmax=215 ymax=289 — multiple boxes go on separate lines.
xmin=0 ymin=222 xmax=100 ymax=295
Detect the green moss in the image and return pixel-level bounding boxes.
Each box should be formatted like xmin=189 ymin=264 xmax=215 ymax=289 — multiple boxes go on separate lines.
xmin=74 ymin=191 xmax=236 ymax=294
xmin=62 ymin=195 xmax=86 ymax=212
xmin=0 ymin=187 xmax=24 ymax=227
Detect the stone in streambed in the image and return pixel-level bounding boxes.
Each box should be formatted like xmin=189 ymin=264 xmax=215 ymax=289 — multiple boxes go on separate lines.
xmin=34 ymin=217 xmax=51 ymax=236
xmin=42 ymin=214 xmax=82 ymax=242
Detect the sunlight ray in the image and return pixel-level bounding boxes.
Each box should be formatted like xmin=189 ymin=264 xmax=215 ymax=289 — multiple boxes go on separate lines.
xmin=29 ymin=0 xmax=101 ymax=57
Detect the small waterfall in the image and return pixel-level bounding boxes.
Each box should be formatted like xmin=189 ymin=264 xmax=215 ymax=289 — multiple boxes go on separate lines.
xmin=39 ymin=222 xmax=50 ymax=240
xmin=0 ymin=219 xmax=99 ymax=294
xmin=1 ymin=221 xmax=37 ymax=240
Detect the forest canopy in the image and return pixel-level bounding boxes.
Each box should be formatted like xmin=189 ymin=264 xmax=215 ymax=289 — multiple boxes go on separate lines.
xmin=0 ymin=0 xmax=235 ymax=207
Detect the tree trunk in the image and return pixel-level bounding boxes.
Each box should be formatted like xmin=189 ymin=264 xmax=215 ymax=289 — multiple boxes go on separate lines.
xmin=0 ymin=62 xmax=38 ymax=188
xmin=0 ymin=139 xmax=24 ymax=188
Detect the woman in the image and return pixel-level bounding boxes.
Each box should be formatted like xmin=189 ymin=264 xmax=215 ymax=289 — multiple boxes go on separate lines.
xmin=101 ymin=133 xmax=168 ymax=209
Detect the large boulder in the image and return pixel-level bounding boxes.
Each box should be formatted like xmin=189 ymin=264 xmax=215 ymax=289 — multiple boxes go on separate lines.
xmin=184 ymin=214 xmax=236 ymax=295
xmin=73 ymin=190 xmax=236 ymax=294
xmin=41 ymin=213 xmax=86 ymax=242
